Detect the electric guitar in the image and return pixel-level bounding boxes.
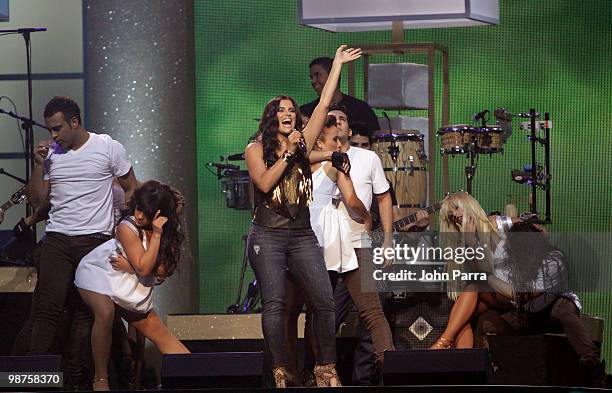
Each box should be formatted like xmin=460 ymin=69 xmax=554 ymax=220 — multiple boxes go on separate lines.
xmin=0 ymin=186 xmax=27 ymax=216
xmin=370 ymin=202 xmax=442 ymax=244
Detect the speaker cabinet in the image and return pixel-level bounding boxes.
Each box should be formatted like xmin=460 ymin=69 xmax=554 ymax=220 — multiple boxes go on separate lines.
xmin=387 ymin=292 xmax=454 ymax=349
xmin=161 ymin=352 xmax=264 ymax=389
xmin=383 ymin=349 xmax=491 ymax=385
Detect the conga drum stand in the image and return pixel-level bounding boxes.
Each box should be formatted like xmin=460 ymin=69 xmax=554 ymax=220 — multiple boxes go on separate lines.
xmin=465 ymin=149 xmax=478 ymax=195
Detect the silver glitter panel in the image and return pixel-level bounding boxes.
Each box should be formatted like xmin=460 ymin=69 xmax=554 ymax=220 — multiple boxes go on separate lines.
xmin=83 ymin=0 xmax=197 ymax=316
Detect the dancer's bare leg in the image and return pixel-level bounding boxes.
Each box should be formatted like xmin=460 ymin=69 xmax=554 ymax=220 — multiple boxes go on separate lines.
xmin=431 ymin=286 xmax=479 ymax=349
xmin=130 ymin=310 xmax=189 ymax=354
xmin=78 ymin=289 xmax=115 ymax=391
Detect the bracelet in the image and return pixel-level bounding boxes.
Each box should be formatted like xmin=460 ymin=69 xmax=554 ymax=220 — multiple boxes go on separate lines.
xmin=496 ymin=215 xmax=513 ymax=232
xmin=504 ymin=216 xmax=513 ymax=230
xmin=280 ymin=150 xmax=295 ymax=164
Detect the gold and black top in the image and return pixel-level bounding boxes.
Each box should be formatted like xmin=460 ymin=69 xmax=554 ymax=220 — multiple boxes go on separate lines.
xmin=252 ymin=151 xmax=313 ymax=228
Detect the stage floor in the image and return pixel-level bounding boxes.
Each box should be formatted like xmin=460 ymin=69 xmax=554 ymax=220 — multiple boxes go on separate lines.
xmin=42 ymin=385 xmax=611 ymax=393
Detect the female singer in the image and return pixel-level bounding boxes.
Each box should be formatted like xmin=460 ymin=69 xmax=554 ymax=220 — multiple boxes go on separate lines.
xmin=244 ymin=45 xmax=361 ymax=387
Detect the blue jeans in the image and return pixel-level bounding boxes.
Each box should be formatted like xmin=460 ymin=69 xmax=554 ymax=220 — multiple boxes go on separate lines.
xmin=247 ymin=224 xmax=336 ymax=367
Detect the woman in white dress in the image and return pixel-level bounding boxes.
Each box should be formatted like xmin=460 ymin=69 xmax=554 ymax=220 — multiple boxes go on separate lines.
xmin=75 ymin=181 xmax=189 ymax=390
xmin=309 ymin=119 xmax=372 ymax=271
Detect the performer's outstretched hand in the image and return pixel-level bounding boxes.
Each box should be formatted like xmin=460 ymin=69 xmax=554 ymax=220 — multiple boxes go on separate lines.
xmin=334 ymin=45 xmax=362 ymax=64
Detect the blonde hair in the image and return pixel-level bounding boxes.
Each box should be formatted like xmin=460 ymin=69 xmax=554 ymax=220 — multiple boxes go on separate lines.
xmin=439 ymin=192 xmax=499 ymax=299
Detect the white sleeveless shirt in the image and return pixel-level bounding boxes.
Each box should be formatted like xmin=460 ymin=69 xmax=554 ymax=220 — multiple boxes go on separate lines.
xmin=309 ymin=163 xmax=358 ymax=273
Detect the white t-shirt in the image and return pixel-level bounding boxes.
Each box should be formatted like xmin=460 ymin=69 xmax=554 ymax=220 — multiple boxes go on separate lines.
xmin=338 ymin=146 xmax=390 ymax=248
xmin=44 ymin=132 xmax=132 ymax=235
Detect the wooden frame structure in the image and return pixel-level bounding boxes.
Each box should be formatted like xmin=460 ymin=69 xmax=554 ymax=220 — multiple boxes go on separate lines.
xmin=347 ymin=39 xmax=451 ymax=204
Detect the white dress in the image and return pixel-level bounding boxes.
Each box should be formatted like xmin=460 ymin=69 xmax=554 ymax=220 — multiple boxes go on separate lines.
xmin=309 ymin=163 xmax=358 ymax=273
xmin=75 ymin=217 xmax=155 ymax=313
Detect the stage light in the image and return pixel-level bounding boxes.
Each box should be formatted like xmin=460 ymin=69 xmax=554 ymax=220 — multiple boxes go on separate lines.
xmin=298 ymin=0 xmax=499 ymax=32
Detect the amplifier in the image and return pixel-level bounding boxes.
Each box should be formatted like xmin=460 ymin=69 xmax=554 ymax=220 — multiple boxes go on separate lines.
xmin=386 ymin=292 xmax=453 ymax=349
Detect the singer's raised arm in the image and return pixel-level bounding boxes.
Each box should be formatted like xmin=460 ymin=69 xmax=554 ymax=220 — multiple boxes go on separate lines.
xmin=301 ymin=45 xmax=361 ymax=155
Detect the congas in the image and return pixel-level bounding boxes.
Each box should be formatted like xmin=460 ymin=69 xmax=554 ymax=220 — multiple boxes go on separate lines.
xmin=221 ymin=170 xmax=253 ymax=210
xmin=474 ymin=125 xmax=503 ymax=154
xmin=371 ymin=132 xmax=427 ymax=217
xmin=371 ymin=132 xmax=426 ymax=168
xmin=437 ymin=124 xmax=473 ymax=155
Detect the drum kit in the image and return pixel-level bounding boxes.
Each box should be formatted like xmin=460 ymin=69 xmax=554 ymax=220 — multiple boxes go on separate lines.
xmin=438 ymin=124 xmax=505 ymax=155
xmin=370 ymin=107 xmax=551 ymax=223
xmin=437 ymin=108 xmax=551 ymax=222
xmin=370 ymin=123 xmax=506 ymax=219
xmin=355 ymin=111 xmax=508 ymax=219
xmin=437 ymin=110 xmax=508 ymax=194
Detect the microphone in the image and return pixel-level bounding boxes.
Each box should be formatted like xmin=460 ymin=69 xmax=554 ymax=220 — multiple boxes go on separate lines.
xmin=294 ymin=130 xmax=307 ymax=154
xmin=382 ymin=111 xmax=393 ymax=132
xmin=472 ymin=109 xmax=489 ymax=122
xmin=297 ymin=138 xmax=307 ymax=154
xmin=207 ymin=162 xmax=240 ymax=170
xmin=227 ymin=152 xmax=245 ymax=161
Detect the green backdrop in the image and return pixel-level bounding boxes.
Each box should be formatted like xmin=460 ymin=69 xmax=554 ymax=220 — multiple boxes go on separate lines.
xmin=195 ymin=0 xmax=612 ymax=366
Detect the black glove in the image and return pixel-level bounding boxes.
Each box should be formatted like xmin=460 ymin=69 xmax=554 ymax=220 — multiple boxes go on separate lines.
xmin=13 ymin=218 xmax=33 ymax=241
xmin=331 ymin=152 xmax=350 ymax=175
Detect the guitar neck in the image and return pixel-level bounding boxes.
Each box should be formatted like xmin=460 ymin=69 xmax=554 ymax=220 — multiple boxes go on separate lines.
xmin=392 ymin=204 xmax=439 ymax=231
xmin=1 ymin=186 xmax=27 ymax=213
xmin=371 ymin=203 xmax=441 ymax=241
xmin=0 ymin=200 xmax=14 ymax=212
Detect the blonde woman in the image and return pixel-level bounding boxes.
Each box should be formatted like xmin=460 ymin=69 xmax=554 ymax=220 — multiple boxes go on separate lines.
xmin=432 ymin=192 xmax=513 ymax=349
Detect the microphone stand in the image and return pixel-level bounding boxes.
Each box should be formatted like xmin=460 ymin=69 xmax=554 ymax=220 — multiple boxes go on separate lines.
xmin=0 ymin=168 xmax=27 ymax=185
xmin=0 ymin=107 xmax=48 ymax=131
xmin=465 ymin=146 xmax=478 ymax=195
xmin=529 ymin=109 xmax=538 ymax=215
xmin=465 ymin=114 xmax=488 ymax=195
xmin=0 ymin=28 xmax=47 ymax=233
xmin=543 ymin=112 xmax=551 ymax=223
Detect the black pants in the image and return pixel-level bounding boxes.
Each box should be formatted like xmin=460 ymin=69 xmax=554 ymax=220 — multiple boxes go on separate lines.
xmin=247 ymin=224 xmax=336 ymax=367
xmin=17 ymin=232 xmax=110 ymax=387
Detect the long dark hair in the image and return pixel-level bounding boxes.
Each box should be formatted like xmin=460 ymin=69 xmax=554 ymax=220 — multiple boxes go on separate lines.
xmin=250 ymin=95 xmax=303 ymax=167
xmin=124 ymin=181 xmax=184 ymax=280
xmin=506 ymin=221 xmax=557 ymax=311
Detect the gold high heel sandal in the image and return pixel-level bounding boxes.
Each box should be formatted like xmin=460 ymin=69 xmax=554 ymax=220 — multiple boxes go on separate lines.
xmin=92 ymin=377 xmax=109 ymax=391
xmin=430 ymin=337 xmax=454 ymax=349
xmin=272 ymin=367 xmax=288 ymax=388
xmin=314 ymin=363 xmax=342 ymax=387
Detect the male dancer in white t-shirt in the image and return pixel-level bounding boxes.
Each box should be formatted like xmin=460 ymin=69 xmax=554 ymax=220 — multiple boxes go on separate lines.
xmin=322 ymin=104 xmax=396 ymax=382
xmin=24 ymin=96 xmax=137 ymax=388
